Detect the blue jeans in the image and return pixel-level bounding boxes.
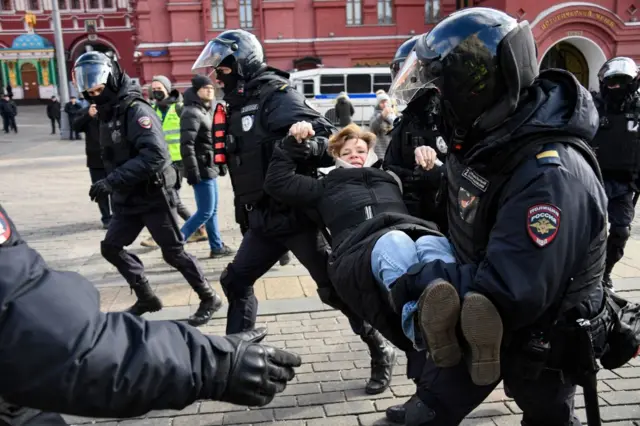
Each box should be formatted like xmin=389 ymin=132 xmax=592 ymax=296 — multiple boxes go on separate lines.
xmin=371 ymin=230 xmax=457 ymax=349
xmin=180 ymin=178 xmax=223 ymax=250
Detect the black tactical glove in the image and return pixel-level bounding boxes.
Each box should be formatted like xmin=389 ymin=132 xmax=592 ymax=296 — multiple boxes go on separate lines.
xmin=219 ymin=327 xmax=302 ymax=407
xmin=218 ymin=165 xmax=227 ymax=177
xmin=89 ymin=179 xmax=112 ymax=202
xmin=186 ymin=169 xmax=201 ymax=186
xmin=281 ymin=135 xmax=323 ymax=161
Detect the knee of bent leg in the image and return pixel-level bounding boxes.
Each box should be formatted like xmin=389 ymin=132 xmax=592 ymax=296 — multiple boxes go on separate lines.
xmin=100 ymin=240 xmax=121 ymax=261
xmin=220 ymin=264 xmax=254 ymax=299
xmin=160 ymin=247 xmax=185 ymax=268
xmin=610 ymin=225 xmax=631 ymax=244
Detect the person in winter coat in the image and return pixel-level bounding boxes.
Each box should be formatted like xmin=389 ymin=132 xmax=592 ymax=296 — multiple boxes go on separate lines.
xmin=264 ymin=123 xmax=500 ymax=385
xmin=180 ymin=75 xmax=235 ymax=258
xmin=334 ymin=92 xmax=354 ymax=127
xmin=46 ymin=96 xmax=61 ymax=135
xmin=72 ymin=103 xmax=111 ymax=228
xmin=369 ymin=92 xmax=397 ymax=159
xmin=64 ymin=96 xmax=83 ymax=140
xmin=0 ymin=94 xmax=17 ymax=133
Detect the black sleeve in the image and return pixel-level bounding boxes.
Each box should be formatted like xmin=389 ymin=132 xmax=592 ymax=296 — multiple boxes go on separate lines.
xmin=71 ymin=109 xmax=92 ymax=133
xmin=402 ymin=165 xmax=606 ymax=331
xmin=383 ymin=119 xmax=413 ymax=175
xmin=179 ymin=107 xmax=201 ymax=175
xmin=0 ymin=205 xmax=234 ymax=418
xmin=105 ymin=103 xmax=170 ymax=190
xmin=261 ymin=86 xmax=335 ymax=167
xmin=264 ymin=146 xmax=325 ymax=207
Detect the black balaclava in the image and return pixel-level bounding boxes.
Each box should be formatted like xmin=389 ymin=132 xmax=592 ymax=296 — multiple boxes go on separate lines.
xmin=217 ymin=56 xmax=240 ymax=95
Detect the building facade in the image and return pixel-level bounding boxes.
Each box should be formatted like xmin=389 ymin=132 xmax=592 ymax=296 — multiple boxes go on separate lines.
xmin=0 ymin=0 xmax=136 ymax=99
xmin=134 ymin=0 xmax=640 ymax=92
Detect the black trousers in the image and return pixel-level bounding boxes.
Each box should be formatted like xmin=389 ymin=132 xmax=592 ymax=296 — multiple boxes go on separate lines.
xmin=50 ymin=117 xmax=60 ymax=133
xmin=100 ymin=206 xmax=207 ymax=288
xmin=415 ymin=357 xmax=579 ymax=425
xmin=173 ymin=161 xmax=192 ymax=222
xmin=604 ymin=179 xmax=636 ymax=274
xmin=220 ymin=227 xmax=369 ymax=336
xmin=88 ymin=168 xmax=112 ymax=225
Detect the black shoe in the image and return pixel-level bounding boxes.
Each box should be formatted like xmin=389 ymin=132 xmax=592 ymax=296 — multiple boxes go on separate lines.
xmin=209 ymin=243 xmax=236 ymax=258
xmin=405 ymin=394 xmax=437 ymax=426
xmin=188 ymin=282 xmax=223 ymax=327
xmin=385 ymin=403 xmax=406 ymax=424
xmin=361 ymin=330 xmax=396 ymax=394
xmin=125 ymin=278 xmax=163 ymax=316
xmin=603 ymin=273 xmax=615 ymax=291
xmin=279 ymin=252 xmax=291 ymax=266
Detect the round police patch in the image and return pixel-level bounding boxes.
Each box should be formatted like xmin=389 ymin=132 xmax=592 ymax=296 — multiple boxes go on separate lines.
xmin=0 ymin=211 xmax=11 ymax=245
xmin=436 ymin=136 xmax=448 ymax=154
xmin=242 ymin=115 xmax=254 ymax=132
xmin=527 ymin=203 xmax=560 ymax=248
xmin=137 ymin=116 xmax=152 ymax=129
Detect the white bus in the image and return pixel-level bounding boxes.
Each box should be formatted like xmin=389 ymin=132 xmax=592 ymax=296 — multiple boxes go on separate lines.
xmin=289 ymin=67 xmax=396 ymax=125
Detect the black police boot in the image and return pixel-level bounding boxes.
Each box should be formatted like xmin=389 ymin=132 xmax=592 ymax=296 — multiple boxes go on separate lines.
xmin=404 ymin=394 xmax=437 ymax=426
xmin=361 ymin=329 xmax=396 ymax=394
xmin=189 ymin=281 xmax=223 ymax=327
xmin=385 ymin=402 xmax=407 ymax=424
xmin=125 ymin=278 xmax=163 ymax=316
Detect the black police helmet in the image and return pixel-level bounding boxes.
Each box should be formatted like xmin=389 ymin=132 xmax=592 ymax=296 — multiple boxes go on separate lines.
xmin=73 ymin=51 xmax=122 ymax=95
xmin=597 ymin=57 xmax=639 ymax=96
xmin=412 ymin=7 xmax=538 ymax=140
xmin=391 ymin=36 xmax=419 ymax=80
xmin=192 ymin=29 xmax=266 ymax=80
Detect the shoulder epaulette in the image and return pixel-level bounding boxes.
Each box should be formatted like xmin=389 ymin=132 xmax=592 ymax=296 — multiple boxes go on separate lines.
xmin=536 ymin=143 xmax=562 ymax=166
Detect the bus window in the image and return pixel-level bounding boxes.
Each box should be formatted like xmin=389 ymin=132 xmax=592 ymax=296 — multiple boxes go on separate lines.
xmin=346 ymin=74 xmax=372 ymax=94
xmin=373 ymin=74 xmax=392 ymax=92
xmin=320 ymin=75 xmax=345 ymax=94
xmin=302 ymin=79 xmax=315 ymax=98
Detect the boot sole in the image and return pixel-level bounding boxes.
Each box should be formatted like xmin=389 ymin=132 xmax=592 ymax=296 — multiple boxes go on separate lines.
xmin=460 ymin=292 xmax=503 ymax=386
xmin=418 ymin=279 xmax=461 ymax=368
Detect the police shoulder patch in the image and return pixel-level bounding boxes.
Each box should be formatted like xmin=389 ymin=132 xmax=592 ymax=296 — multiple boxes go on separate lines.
xmin=0 ymin=211 xmax=12 ymax=245
xmin=137 ymin=116 xmax=152 ymax=129
xmin=527 ymin=203 xmax=561 ymax=248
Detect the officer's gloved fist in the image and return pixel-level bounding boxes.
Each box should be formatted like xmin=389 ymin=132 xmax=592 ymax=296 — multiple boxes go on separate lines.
xmin=89 ymin=179 xmax=112 ymax=202
xmin=282 ymin=135 xmax=312 ymax=160
xmin=220 ymin=327 xmax=302 ymax=407
xmin=187 ymin=169 xmax=201 ymax=186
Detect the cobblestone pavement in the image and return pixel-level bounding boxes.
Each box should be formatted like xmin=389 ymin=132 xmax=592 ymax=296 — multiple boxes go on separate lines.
xmin=3 ymin=107 xmax=640 ymax=425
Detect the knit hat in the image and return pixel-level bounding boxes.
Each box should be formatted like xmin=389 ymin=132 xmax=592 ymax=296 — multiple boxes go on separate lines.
xmin=376 ymin=92 xmax=390 ymax=104
xmin=192 ymin=75 xmax=214 ymax=91
xmin=151 ymin=75 xmax=172 ymax=93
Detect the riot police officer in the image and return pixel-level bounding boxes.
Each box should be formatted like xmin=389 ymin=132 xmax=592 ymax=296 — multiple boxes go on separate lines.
xmin=73 ymin=52 xmax=221 ymax=327
xmin=388 ymin=8 xmax=607 ymax=425
xmin=384 ymin=36 xmax=447 ymax=227
xmin=0 ymin=204 xmax=301 ymax=424
xmin=191 ymin=30 xmax=396 ymax=395
xmin=590 ymin=57 xmax=640 ymax=290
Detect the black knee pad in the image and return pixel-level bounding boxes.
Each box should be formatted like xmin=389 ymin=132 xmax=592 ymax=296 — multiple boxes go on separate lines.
xmin=220 ymin=264 xmax=254 ymax=299
xmin=100 ymin=240 xmax=121 ymax=262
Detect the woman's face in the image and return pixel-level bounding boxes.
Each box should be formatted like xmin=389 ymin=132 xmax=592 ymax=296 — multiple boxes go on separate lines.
xmin=339 ymin=138 xmax=369 ymax=167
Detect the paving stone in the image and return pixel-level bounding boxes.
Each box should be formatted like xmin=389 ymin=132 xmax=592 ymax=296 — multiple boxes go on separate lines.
xmin=324 ymin=401 xmax=375 ymax=416
xmin=221 ymin=409 xmax=274 ymax=425
xmin=297 ymin=391 xmax=346 ymax=406
xmin=273 ymin=406 xmax=325 ymax=420
xmin=171 ymin=414 xmax=224 ymax=426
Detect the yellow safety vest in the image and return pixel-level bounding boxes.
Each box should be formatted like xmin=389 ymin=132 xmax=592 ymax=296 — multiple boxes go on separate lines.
xmin=155 ymin=103 xmax=181 ymax=162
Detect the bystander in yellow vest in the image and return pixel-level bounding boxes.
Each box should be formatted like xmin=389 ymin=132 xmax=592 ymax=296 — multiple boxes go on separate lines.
xmin=154 ymin=103 xmax=182 ymax=162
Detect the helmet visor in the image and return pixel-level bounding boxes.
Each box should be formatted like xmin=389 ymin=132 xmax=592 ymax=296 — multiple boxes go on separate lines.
xmin=192 ymin=40 xmax=235 ymax=76
xmin=390 ymin=60 xmax=403 ymax=81
xmin=599 ymin=58 xmax=638 ymax=82
xmin=73 ymin=62 xmax=110 ymax=93
xmin=389 ymin=51 xmax=438 ymax=105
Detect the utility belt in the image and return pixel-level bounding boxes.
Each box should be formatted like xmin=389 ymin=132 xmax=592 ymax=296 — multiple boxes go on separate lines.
xmin=122 ymin=165 xmax=177 ymax=197
xmin=510 ymin=289 xmax=640 ymax=383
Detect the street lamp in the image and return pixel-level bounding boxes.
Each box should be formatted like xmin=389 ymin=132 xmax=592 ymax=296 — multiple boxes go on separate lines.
xmin=51 ymin=0 xmax=70 ymax=140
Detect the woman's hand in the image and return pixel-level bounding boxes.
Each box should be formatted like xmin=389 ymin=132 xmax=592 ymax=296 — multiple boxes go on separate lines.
xmin=288 ymin=121 xmax=315 ymax=142
xmin=415 ymin=146 xmax=438 ymax=170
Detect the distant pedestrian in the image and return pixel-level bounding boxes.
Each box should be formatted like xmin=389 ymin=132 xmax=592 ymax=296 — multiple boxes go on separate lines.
xmin=47 ymin=96 xmax=61 ymax=135
xmin=0 ymin=94 xmax=17 ymax=134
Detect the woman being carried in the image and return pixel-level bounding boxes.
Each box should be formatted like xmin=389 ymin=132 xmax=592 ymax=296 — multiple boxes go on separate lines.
xmin=265 ymin=123 xmax=503 ymax=386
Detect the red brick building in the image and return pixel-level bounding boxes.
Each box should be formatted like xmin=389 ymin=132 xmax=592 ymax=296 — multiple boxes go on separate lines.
xmin=0 ymin=0 xmax=136 ymax=99
xmin=134 ymin=0 xmax=640 ymax=91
